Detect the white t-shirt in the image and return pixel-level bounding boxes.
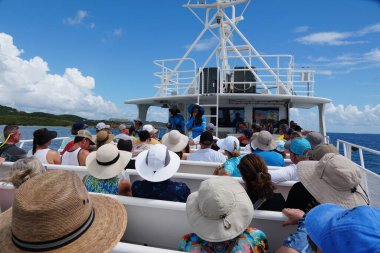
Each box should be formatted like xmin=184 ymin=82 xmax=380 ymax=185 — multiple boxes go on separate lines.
xmin=27 ymin=149 xmax=50 ymax=164
xmin=187 ymin=148 xmax=226 ymax=163
xmin=269 ymin=163 xmax=298 ymax=184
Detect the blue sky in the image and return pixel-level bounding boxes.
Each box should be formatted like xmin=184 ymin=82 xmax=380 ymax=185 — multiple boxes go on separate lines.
xmin=0 ymin=0 xmax=379 ymax=133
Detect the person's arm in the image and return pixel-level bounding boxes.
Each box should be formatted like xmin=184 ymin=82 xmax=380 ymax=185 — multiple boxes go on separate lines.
xmin=78 ymin=149 xmax=90 ymax=166
xmin=179 ymin=115 xmax=185 ymax=133
xmin=269 ymin=165 xmax=297 ymax=184
xmin=47 ymin=150 xmax=61 ymax=165
xmin=0 ymin=157 xmax=5 ymax=165
xmin=192 ymin=116 xmax=206 ymax=132
xmin=118 ymin=179 xmax=132 ymax=196
xmin=186 ymin=117 xmax=194 ymax=130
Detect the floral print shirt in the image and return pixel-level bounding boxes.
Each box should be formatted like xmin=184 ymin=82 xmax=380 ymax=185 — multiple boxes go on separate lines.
xmin=178 ymin=227 xmax=268 ymax=253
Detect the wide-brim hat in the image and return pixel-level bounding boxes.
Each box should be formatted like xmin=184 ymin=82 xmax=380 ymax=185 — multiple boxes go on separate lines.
xmin=187 ymin=104 xmax=205 ymax=115
xmin=216 ymin=136 xmax=240 ymax=154
xmin=0 ymin=171 xmax=127 ymax=253
xmin=161 ymin=130 xmax=189 ymax=152
xmin=142 ymin=124 xmax=158 ymax=134
xmin=297 ymin=153 xmax=369 ymax=208
xmin=135 ymin=144 xmax=180 ymax=182
xmin=86 ymin=143 xmax=132 ymax=179
xmin=96 ymin=130 xmax=115 ymax=145
xmin=77 ymin=129 xmax=95 ymax=145
xmin=35 ymin=128 xmax=57 ymax=146
xmin=253 ymin=130 xmax=276 ymax=151
xmin=186 ymin=177 xmax=253 ymax=242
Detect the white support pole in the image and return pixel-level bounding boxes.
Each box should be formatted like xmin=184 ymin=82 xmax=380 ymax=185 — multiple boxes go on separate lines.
xmin=318 ymin=104 xmax=327 ymax=143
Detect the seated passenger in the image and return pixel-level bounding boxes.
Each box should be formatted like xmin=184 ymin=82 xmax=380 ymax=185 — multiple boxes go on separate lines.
xmin=161 ymin=130 xmax=189 ymax=159
xmin=113 ymin=123 xmax=132 ymax=143
xmin=60 ymin=122 xmax=88 ymax=155
xmin=0 ymin=125 xmax=26 ymax=162
xmin=269 ymin=138 xmax=311 ymax=184
xmin=304 ymin=131 xmax=324 ymax=149
xmin=214 ymin=136 xmax=242 ymax=177
xmin=238 ymin=154 xmax=285 ymax=211
xmin=277 ymin=154 xmax=369 ymax=253
xmin=252 ymin=131 xmax=285 ymax=166
xmin=117 ymin=139 xmax=135 ymax=169
xmin=189 ymin=123 xmax=219 ymax=146
xmin=0 ymin=157 xmax=45 ymax=188
xmin=305 ymin=204 xmax=380 ymax=253
xmin=308 ymin=143 xmax=338 ymax=161
xmin=238 ymin=129 xmax=253 ymax=146
xmin=96 ymin=130 xmax=115 ymax=149
xmin=61 ymin=130 xmax=95 ymax=166
xmin=187 ymin=131 xmax=226 ymax=163
xmin=84 ymin=143 xmax=132 ymax=196
xmin=132 ymin=130 xmax=152 ymax=157
xmin=0 ymin=170 xmax=127 ymax=252
xmin=178 ymin=177 xmax=268 ymax=253
xmin=26 ymin=128 xmax=60 ymax=164
xmin=134 ymin=124 xmax=160 ymax=144
xmin=133 ymin=144 xmax=190 ymax=202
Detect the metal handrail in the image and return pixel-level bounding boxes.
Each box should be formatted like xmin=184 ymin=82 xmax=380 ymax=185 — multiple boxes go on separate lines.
xmin=18 ymin=137 xmax=69 ymax=149
xmin=337 ymin=139 xmax=380 ymax=169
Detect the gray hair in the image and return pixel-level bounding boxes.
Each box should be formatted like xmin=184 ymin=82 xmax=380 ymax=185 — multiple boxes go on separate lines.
xmin=2 ymin=157 xmax=46 ymax=188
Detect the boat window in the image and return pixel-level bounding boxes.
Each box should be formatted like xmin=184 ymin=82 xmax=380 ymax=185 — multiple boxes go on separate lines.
xmin=211 ymin=107 xmax=245 ymax=128
xmin=252 ymin=108 xmax=279 ymax=133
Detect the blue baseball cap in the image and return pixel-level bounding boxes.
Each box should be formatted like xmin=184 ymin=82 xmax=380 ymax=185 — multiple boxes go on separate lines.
xmin=289 ymin=138 xmax=311 ymax=155
xmin=72 ymin=122 xmax=88 ymax=131
xmin=305 ymin=204 xmax=380 ymax=253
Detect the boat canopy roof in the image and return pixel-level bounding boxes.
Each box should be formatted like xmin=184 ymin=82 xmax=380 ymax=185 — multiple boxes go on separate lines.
xmin=125 ymin=94 xmax=331 ymax=109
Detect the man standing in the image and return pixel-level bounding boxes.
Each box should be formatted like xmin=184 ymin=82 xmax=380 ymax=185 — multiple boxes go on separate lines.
xmin=61 ymin=130 xmax=95 ymax=166
xmin=0 ymin=125 xmax=26 ymax=162
xmin=167 ymin=105 xmax=185 ymax=134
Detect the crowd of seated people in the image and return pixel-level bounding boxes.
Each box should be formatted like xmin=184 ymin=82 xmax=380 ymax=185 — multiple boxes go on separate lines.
xmin=1 ymin=118 xmax=379 ymax=253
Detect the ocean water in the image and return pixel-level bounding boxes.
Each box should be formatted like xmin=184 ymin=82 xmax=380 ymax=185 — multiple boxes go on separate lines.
xmin=1 ymin=125 xmax=379 ymax=175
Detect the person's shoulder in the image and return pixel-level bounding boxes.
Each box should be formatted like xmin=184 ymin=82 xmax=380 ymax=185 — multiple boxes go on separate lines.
xmin=242 ymin=227 xmax=268 ymax=243
xmin=178 ymin=233 xmax=201 ymax=251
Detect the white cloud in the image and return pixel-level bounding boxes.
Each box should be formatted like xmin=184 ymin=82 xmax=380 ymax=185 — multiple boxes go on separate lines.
xmin=290 ymin=103 xmax=380 ymax=133
xmin=296 ymin=22 xmax=380 ymax=46
xmin=365 ymin=48 xmax=380 ymax=62
xmin=317 ymin=70 xmax=333 ymax=76
xmin=63 ymin=10 xmax=95 ymax=29
xmin=112 ymin=28 xmax=124 ymax=37
xmin=294 ymin=26 xmax=309 ymax=33
xmin=187 ymin=37 xmax=218 ymax=52
xmin=0 ymin=33 xmax=120 ymax=119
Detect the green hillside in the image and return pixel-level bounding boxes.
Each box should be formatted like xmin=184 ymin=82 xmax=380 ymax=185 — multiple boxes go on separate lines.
xmin=0 ymin=105 xmax=106 ymax=126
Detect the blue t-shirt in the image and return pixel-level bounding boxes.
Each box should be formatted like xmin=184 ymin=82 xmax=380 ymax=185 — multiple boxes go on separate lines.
xmin=224 ymin=155 xmax=243 ymax=177
xmin=132 ymin=179 xmax=191 ymax=203
xmin=252 ymin=149 xmax=285 ymax=167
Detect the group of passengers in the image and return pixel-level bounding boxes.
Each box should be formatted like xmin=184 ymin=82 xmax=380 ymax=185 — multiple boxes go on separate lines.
xmin=0 ymin=114 xmax=379 ymax=252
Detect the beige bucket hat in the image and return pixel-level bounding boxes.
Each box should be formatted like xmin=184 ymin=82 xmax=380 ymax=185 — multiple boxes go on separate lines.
xmin=0 ymin=170 xmax=127 ymax=252
xmin=252 ymin=131 xmax=276 ymax=151
xmin=161 ymin=130 xmax=189 ymax=152
xmin=186 ymin=177 xmax=254 ymax=242
xmin=86 ymin=143 xmax=132 ymax=179
xmin=297 ymin=153 xmax=369 ymax=208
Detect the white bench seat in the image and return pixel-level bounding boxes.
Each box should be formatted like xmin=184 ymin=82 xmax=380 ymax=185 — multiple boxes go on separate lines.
xmin=92 ymin=193 xmax=296 ymax=251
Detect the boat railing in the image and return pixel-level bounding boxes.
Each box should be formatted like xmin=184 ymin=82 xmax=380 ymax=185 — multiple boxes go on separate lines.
xmin=337 ymin=139 xmax=380 ymax=169
xmin=154 ymin=54 xmax=315 ymax=97
xmin=18 ymin=137 xmax=69 ymax=149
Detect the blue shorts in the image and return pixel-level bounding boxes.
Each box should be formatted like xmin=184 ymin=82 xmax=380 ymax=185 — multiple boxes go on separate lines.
xmin=282 ymin=218 xmax=313 ymax=253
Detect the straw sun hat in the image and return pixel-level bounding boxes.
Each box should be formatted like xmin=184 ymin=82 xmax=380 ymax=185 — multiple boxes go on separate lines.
xmin=0 ymin=170 xmax=127 ymax=252
xmin=135 ymin=144 xmax=180 ymax=182
xmin=297 ymin=153 xmax=369 ymax=208
xmin=161 ymin=130 xmax=189 ymax=152
xmin=86 ymin=143 xmax=132 ymax=179
xmin=186 ymin=177 xmax=254 ymax=242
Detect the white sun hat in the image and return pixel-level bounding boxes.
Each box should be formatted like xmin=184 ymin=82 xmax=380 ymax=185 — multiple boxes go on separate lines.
xmin=135 ymin=144 xmax=180 ymax=182
xmin=161 ymin=130 xmax=189 ymax=152
xmin=186 ymin=177 xmax=254 ymax=242
xmin=85 ymin=143 xmax=132 ymax=179
xmin=143 ymin=124 xmax=158 ymax=134
xmin=216 ymin=136 xmax=240 ymax=153
xmin=95 ymin=122 xmax=110 ymax=131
